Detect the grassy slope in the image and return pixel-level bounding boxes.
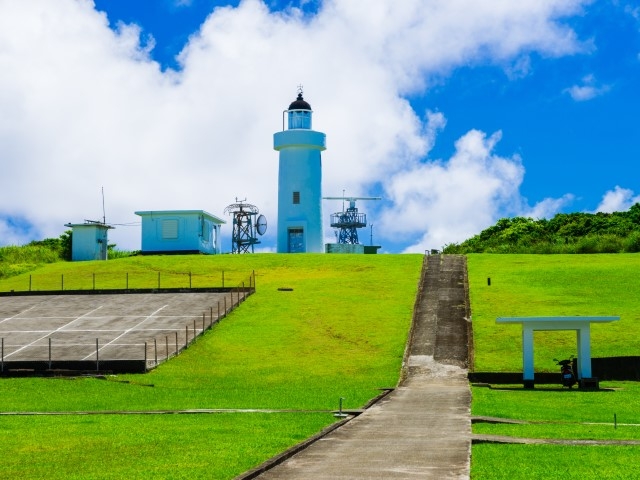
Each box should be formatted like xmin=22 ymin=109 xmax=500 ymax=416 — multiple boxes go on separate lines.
xmin=0 ymin=253 xmax=422 ymax=479
xmin=467 ymin=254 xmax=640 ymax=480
xmin=3 ymin=253 xmax=640 ymax=479
xmin=467 ymin=253 xmax=640 ymax=372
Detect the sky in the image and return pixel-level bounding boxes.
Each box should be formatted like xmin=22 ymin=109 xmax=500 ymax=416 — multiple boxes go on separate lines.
xmin=1 ymin=0 xmax=639 ymax=253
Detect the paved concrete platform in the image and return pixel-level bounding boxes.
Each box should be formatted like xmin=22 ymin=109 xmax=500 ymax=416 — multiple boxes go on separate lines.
xmin=0 ymin=291 xmax=246 ymax=372
xmin=253 ymin=255 xmax=472 ymax=479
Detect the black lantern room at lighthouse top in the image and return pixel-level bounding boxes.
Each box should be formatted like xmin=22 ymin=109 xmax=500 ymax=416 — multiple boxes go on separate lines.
xmin=287 ymin=92 xmax=312 ymax=129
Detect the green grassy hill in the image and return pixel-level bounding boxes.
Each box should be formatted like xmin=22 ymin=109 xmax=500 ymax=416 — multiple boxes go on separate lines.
xmin=1 ymin=253 xmax=639 ymax=479
xmin=0 ymin=253 xmax=422 ymax=479
xmin=467 ymin=254 xmax=640 ymax=372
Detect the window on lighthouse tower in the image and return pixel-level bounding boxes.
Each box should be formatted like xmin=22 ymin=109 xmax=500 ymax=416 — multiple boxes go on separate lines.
xmin=293 ymin=191 xmax=300 ymax=204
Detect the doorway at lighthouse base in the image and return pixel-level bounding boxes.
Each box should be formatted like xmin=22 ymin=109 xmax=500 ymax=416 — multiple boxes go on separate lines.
xmin=288 ymin=228 xmax=304 ymax=253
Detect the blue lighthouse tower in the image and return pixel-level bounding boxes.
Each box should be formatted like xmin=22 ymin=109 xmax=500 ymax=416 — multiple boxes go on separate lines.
xmin=274 ymin=90 xmax=326 ymax=253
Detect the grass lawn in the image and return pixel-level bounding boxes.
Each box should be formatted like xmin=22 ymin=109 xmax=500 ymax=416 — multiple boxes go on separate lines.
xmin=466 ymin=253 xmax=640 ymax=373
xmin=0 ymin=413 xmax=334 ymax=480
xmin=467 ymin=254 xmax=640 ymax=479
xmin=0 ymin=253 xmax=422 ymax=479
xmin=472 ymin=444 xmax=640 ymax=480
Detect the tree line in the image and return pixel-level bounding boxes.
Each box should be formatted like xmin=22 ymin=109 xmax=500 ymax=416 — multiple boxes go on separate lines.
xmin=443 ymin=203 xmax=640 ymax=254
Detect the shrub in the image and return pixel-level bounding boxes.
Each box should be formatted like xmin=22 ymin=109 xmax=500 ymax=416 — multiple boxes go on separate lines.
xmin=624 ymin=231 xmax=640 ymax=253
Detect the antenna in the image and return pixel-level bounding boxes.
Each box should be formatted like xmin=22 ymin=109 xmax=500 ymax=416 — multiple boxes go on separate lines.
xmin=224 ymin=199 xmax=266 ymax=254
xmin=101 ymin=186 xmax=106 ymax=225
xmin=323 ymin=195 xmax=381 ymax=244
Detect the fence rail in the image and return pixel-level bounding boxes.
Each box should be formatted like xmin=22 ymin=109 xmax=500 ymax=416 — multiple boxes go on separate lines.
xmin=0 ymin=270 xmax=251 ymax=294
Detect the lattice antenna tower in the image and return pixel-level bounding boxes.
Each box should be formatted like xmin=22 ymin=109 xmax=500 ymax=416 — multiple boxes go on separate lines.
xmin=323 ymin=195 xmax=381 ymax=244
xmin=224 ymin=199 xmax=267 ymax=254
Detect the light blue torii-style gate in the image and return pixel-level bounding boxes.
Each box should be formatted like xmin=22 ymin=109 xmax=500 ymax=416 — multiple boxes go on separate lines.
xmin=496 ymin=316 xmax=620 ymax=388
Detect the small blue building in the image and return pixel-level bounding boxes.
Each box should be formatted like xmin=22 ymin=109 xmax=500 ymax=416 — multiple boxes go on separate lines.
xmin=65 ymin=221 xmax=113 ymax=261
xmin=135 ymin=210 xmax=225 ymax=255
xmin=274 ymin=91 xmax=326 ymax=253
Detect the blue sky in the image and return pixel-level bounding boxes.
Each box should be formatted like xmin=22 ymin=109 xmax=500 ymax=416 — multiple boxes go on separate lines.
xmin=1 ymin=0 xmax=639 ymax=253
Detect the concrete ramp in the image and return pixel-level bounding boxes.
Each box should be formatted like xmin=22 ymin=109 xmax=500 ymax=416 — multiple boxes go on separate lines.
xmin=251 ymin=255 xmax=471 ymax=479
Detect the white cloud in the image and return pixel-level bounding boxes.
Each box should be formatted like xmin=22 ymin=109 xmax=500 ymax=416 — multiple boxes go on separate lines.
xmin=594 ymin=186 xmax=640 ymax=213
xmin=523 ymin=194 xmax=575 ymax=219
xmin=624 ymin=4 xmax=640 ymax=21
xmin=379 ymin=129 xmax=526 ymax=253
xmin=565 ymin=74 xmax=611 ymax=101
xmin=0 ymin=0 xmax=591 ymax=252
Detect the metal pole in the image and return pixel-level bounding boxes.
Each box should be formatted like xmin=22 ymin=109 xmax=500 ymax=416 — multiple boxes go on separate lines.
xmin=217 ymin=302 xmax=220 ymax=321
xmin=93 ymin=273 xmax=96 ymax=290
xmin=154 ymin=338 xmax=158 ymax=365
xmin=144 ymin=342 xmax=147 ymax=369
xmin=193 ymin=319 xmax=196 ymax=339
xmin=61 ymin=274 xmax=64 ymax=291
xmin=166 ymin=336 xmax=169 ymax=361
xmin=126 ymin=272 xmax=129 ymax=290
xmin=29 ymin=275 xmax=32 ymax=292
xmin=202 ymin=313 xmax=205 ymax=333
xmin=158 ymin=272 xmax=161 ymax=289
xmin=189 ymin=272 xmax=192 ymax=289
xmin=224 ymin=297 xmax=227 ymax=317
xmin=96 ymin=338 xmax=99 ymax=372
xmin=222 ymin=271 xmax=225 ymax=288
xmin=185 ymin=325 xmax=188 ymax=347
xmin=49 ymin=337 xmax=52 ymax=370
xmin=2 ymin=338 xmax=4 ymax=373
xmin=210 ymin=307 xmax=213 ymax=327
xmin=175 ymin=331 xmax=178 ymax=355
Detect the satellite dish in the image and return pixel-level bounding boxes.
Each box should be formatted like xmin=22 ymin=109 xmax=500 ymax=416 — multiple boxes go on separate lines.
xmin=256 ymin=215 xmax=267 ymax=236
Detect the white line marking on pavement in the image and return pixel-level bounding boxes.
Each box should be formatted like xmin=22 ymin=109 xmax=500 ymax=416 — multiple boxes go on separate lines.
xmin=82 ymin=305 xmax=168 ymax=360
xmin=4 ymin=306 xmax=103 ymax=359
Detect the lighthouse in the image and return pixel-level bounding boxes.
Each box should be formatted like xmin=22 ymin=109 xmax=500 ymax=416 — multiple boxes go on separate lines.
xmin=274 ymin=90 xmax=326 ymax=253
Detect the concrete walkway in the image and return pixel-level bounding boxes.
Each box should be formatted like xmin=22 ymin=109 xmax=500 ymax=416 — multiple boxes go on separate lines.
xmin=254 ymin=255 xmax=472 ymax=479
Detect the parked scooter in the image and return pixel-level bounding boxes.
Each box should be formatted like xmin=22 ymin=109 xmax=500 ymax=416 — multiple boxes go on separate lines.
xmin=553 ymin=356 xmax=577 ymax=388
